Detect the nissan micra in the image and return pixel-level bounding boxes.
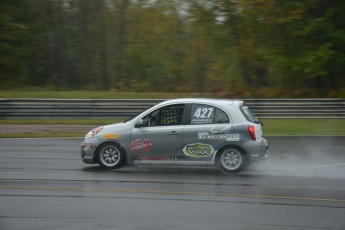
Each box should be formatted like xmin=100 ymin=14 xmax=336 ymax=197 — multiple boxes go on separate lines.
xmin=81 ymin=98 xmax=268 ymax=173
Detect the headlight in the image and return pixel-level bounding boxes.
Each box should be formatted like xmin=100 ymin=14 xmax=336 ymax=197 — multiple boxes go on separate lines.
xmin=85 ymin=131 xmax=94 ymax=139
xmin=85 ymin=127 xmax=103 ymax=139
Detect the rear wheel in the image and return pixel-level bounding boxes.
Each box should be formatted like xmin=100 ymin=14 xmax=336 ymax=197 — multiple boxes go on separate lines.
xmin=97 ymin=143 xmax=125 ymax=169
xmin=217 ymin=146 xmax=248 ymax=174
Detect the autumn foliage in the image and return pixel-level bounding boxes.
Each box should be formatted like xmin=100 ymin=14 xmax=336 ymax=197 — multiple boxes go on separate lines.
xmin=1 ymin=0 xmax=344 ymax=97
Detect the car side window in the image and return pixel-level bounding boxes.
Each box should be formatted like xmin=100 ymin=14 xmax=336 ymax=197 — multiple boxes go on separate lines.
xmin=215 ymin=108 xmax=229 ymax=123
xmin=190 ymin=104 xmax=229 ymax=124
xmin=142 ymin=104 xmax=185 ymax=127
xmin=190 ymin=104 xmax=215 ymax=124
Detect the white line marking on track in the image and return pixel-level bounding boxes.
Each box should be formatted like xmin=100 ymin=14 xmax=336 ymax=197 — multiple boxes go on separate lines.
xmin=314 ymin=163 xmax=345 ymax=168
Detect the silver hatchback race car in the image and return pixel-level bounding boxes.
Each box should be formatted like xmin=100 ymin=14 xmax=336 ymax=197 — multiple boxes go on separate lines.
xmin=81 ymin=98 xmax=268 ymax=173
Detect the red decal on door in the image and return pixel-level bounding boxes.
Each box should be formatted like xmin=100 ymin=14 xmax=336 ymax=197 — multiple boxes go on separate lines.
xmin=138 ymin=156 xmax=169 ymax=160
xmin=130 ymin=139 xmax=153 ymax=153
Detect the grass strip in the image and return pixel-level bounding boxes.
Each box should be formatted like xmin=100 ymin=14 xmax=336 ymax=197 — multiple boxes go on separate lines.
xmin=0 ymin=118 xmax=124 ymax=125
xmin=0 ymin=133 xmax=83 ymax=138
xmin=261 ymin=118 xmax=345 ymax=136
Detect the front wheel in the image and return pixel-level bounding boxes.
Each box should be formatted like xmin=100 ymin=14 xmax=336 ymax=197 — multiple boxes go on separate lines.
xmin=97 ymin=143 xmax=125 ymax=169
xmin=216 ymin=147 xmax=248 ymax=174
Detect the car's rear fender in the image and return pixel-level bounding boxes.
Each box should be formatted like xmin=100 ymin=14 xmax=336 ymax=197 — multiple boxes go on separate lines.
xmin=212 ymin=144 xmax=248 ymax=163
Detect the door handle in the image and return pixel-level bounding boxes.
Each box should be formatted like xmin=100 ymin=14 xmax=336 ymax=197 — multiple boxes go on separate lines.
xmin=169 ymin=131 xmax=180 ymax=135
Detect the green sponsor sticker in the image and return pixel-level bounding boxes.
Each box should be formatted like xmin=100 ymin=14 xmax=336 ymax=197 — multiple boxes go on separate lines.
xmin=183 ymin=143 xmax=214 ymax=157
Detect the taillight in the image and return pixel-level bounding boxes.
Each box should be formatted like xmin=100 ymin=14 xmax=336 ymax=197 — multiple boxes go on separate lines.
xmin=248 ymin=125 xmax=256 ymax=140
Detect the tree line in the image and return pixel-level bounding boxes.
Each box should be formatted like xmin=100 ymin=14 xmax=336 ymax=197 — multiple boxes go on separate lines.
xmin=1 ymin=0 xmax=344 ymax=97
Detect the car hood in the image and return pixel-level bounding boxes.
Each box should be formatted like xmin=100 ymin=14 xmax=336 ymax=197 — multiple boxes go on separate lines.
xmin=98 ymin=122 xmax=133 ymax=135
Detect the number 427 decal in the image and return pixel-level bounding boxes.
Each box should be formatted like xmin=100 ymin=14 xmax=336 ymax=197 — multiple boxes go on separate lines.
xmin=194 ymin=108 xmax=213 ymax=119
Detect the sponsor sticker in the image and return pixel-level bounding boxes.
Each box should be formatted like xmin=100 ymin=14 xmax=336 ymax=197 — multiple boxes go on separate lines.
xmin=137 ymin=156 xmax=169 ymax=160
xmin=183 ymin=143 xmax=214 ymax=157
xmin=191 ymin=118 xmax=213 ymax=124
xmin=226 ymin=134 xmax=240 ymax=141
xmin=130 ymin=139 xmax=153 ymax=153
xmin=103 ymin=134 xmax=118 ymax=139
xmin=198 ymin=132 xmax=240 ymax=141
xmin=137 ymin=156 xmax=184 ymax=160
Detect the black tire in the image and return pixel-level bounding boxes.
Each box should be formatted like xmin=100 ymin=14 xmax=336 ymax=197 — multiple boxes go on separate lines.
xmin=96 ymin=142 xmax=125 ymax=169
xmin=216 ymin=146 xmax=248 ymax=174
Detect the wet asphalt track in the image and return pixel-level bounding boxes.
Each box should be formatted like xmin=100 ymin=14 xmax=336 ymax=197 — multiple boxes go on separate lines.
xmin=0 ymin=137 xmax=345 ymax=230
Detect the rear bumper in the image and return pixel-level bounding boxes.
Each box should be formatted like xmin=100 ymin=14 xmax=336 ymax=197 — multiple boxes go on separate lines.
xmin=244 ymin=137 xmax=269 ymax=161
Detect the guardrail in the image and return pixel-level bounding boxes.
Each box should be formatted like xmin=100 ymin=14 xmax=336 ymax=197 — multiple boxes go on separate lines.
xmin=0 ymin=98 xmax=344 ymax=119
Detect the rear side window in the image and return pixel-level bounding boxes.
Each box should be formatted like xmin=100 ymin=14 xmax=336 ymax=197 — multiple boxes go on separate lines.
xmin=240 ymin=105 xmax=259 ymax=123
xmin=215 ymin=108 xmax=229 ymax=123
xmin=190 ymin=104 xmax=229 ymax=124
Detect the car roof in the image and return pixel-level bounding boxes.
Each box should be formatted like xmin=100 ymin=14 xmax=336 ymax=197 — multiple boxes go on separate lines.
xmin=157 ymin=98 xmax=244 ymax=107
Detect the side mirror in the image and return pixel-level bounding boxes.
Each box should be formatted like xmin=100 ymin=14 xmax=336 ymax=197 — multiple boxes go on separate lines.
xmin=259 ymin=121 xmax=263 ymax=127
xmin=135 ymin=119 xmax=144 ymax=128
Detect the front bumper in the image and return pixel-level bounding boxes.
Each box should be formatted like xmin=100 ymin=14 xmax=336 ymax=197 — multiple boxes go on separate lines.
xmin=81 ymin=143 xmax=97 ymax=164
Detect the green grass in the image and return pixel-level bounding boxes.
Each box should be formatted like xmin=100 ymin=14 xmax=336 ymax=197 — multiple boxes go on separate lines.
xmin=0 ymin=90 xmax=213 ymax=99
xmin=0 ymin=118 xmax=344 ymax=138
xmin=0 ymin=133 xmax=83 ymax=138
xmin=0 ymin=118 xmax=124 ymax=125
xmin=261 ymin=119 xmax=345 ymax=136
